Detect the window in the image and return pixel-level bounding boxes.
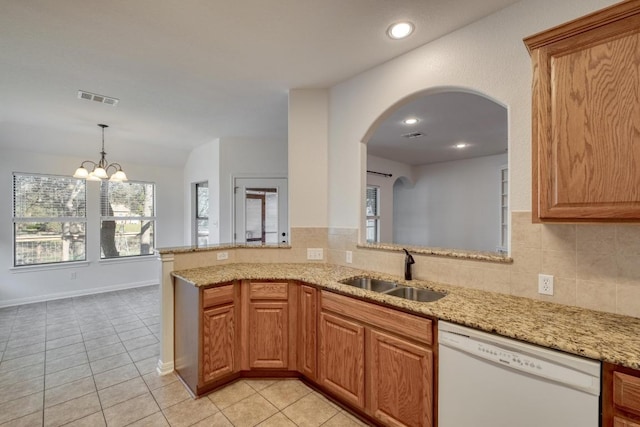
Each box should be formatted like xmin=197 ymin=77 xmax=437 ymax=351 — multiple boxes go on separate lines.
xmin=498 ymin=166 xmax=508 ymax=253
xmin=366 ymin=186 xmax=380 ymax=243
xmin=195 ymin=182 xmax=209 ymax=245
xmin=100 ymin=181 xmax=155 ymax=259
xmin=13 ymin=173 xmax=87 ymax=266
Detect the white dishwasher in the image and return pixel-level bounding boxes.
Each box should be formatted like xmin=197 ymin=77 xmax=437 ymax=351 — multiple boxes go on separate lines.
xmin=438 ymin=321 xmax=601 ymax=427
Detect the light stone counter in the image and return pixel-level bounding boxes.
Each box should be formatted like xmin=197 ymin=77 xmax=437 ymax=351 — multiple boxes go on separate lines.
xmin=172 ymin=263 xmax=640 ymax=370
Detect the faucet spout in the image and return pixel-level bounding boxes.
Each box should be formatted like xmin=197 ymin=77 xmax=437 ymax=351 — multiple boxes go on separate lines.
xmin=403 ymin=248 xmax=415 ymax=280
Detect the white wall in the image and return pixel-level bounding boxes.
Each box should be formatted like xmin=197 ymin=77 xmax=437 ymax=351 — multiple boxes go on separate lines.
xmin=183 ymin=139 xmax=220 ymax=245
xmin=0 ymin=148 xmax=184 ymax=307
xmin=366 ymin=155 xmax=414 ymax=243
xmin=393 ymin=153 xmax=507 ymax=251
xmin=218 ymin=137 xmax=288 ymax=243
xmin=326 ymin=0 xmax=618 ymax=235
xmin=289 ymin=89 xmax=329 ymax=228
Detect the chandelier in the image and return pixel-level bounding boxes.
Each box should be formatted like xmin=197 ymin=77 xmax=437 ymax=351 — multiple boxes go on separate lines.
xmin=73 ymin=124 xmax=128 ymax=182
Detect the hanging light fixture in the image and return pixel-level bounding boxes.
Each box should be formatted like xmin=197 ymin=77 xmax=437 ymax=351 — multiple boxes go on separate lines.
xmin=73 ymin=124 xmax=128 ymax=182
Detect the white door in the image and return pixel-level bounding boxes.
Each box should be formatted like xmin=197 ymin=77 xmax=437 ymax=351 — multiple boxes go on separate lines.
xmin=234 ymin=178 xmax=288 ymax=244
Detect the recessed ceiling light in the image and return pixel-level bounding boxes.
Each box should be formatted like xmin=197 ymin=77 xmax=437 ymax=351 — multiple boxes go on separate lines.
xmin=387 ymin=22 xmax=414 ymax=40
xmin=403 ymin=117 xmax=419 ymax=125
xmin=455 ymin=143 xmax=468 ymax=149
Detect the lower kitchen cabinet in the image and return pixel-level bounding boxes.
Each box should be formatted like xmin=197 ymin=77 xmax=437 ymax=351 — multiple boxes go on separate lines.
xmin=241 ymin=280 xmax=296 ymax=371
xmin=202 ymin=304 xmax=236 ymax=382
xmin=319 ymin=311 xmax=366 ymax=408
xmin=248 ymin=301 xmax=288 ymax=368
xmin=319 ymin=290 xmax=434 ymax=426
xmin=602 ymin=363 xmax=640 ymax=427
xmin=369 ymin=329 xmax=433 ymax=427
xmin=298 ymin=284 xmax=318 ymax=380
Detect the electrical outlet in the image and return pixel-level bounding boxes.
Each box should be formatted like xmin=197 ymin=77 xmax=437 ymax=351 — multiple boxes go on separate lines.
xmin=538 ymin=274 xmax=554 ymax=295
xmin=307 ymin=248 xmax=323 ymax=260
xmin=346 ymin=250 xmax=353 ymax=264
xmin=217 ymin=251 xmax=229 ymax=260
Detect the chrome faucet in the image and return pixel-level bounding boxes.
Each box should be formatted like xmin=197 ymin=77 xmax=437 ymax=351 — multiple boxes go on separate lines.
xmin=403 ymin=248 xmax=415 ymax=280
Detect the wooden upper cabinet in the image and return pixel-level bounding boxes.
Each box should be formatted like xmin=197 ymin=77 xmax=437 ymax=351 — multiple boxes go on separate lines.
xmin=525 ymin=1 xmax=640 ymax=222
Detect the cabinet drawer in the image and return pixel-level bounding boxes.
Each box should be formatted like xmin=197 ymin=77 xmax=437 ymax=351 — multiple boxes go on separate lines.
xmin=321 ymin=291 xmax=432 ymax=345
xmin=614 ymin=372 xmax=640 ymax=416
xmin=250 ymin=281 xmax=288 ymax=300
xmin=203 ymin=284 xmax=234 ymax=308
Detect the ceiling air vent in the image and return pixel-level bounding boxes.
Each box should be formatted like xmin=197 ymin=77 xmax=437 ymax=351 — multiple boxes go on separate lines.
xmin=402 ymin=132 xmax=424 ymax=139
xmin=77 ymin=90 xmax=119 ymax=107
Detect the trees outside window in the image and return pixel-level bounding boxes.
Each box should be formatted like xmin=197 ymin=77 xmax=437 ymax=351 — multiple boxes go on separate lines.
xmin=100 ymin=181 xmax=155 ymax=259
xmin=13 ymin=173 xmax=86 ymax=266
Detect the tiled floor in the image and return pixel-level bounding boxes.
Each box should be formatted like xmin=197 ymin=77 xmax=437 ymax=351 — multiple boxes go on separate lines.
xmin=0 ymin=286 xmax=371 ymax=426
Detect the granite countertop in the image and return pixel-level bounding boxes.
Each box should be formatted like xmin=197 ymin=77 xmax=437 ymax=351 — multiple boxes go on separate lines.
xmin=172 ymin=263 xmax=640 ymax=370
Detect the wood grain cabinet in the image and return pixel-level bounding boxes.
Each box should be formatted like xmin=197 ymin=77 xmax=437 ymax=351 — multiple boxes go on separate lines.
xmin=319 ymin=291 xmax=434 ymax=426
xmin=602 ymin=362 xmax=640 ymax=427
xmin=174 ymin=279 xmax=240 ymax=396
xmin=524 ymin=1 xmax=640 ymax=222
xmin=298 ymin=284 xmax=318 ymax=380
xmin=241 ymin=280 xmax=297 ymax=371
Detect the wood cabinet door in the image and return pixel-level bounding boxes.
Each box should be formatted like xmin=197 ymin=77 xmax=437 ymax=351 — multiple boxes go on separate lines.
xmin=202 ymin=304 xmax=235 ymax=383
xmin=615 ymin=417 xmax=640 ymax=427
xmin=249 ymin=301 xmax=288 ymax=369
xmin=298 ymin=285 xmax=317 ymax=380
xmin=525 ymin=2 xmax=640 ymax=221
xmin=319 ymin=312 xmax=365 ymax=409
xmin=368 ymin=329 xmax=433 ymax=427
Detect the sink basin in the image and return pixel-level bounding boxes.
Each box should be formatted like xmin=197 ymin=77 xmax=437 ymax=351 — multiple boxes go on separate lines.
xmin=384 ymin=286 xmax=446 ymax=302
xmin=340 ymin=277 xmax=398 ymax=293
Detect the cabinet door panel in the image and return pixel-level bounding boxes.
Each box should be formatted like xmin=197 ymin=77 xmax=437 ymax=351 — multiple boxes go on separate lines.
xmin=614 ymin=372 xmax=640 ymax=417
xmin=249 ymin=302 xmax=288 ymax=369
xmin=299 ymin=285 xmax=317 ymax=379
xmin=202 ymin=305 xmax=235 ymax=383
xmin=369 ymin=329 xmax=433 ymax=427
xmin=319 ymin=312 xmax=365 ymax=408
xmin=615 ymin=417 xmax=640 ymax=427
xmin=525 ymin=2 xmax=640 ymax=221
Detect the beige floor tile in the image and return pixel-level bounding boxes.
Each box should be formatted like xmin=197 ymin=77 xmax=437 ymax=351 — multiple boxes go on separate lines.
xmin=0 ymin=392 xmax=44 ymax=425
xmin=45 ymin=343 xmax=85 ymax=362
xmin=256 ymin=412 xmax=297 ymax=427
xmin=45 ymin=352 xmax=88 ymax=375
xmin=128 ymin=344 xmax=159 ymax=362
xmin=103 ymin=393 xmax=160 ymax=427
xmin=134 ymin=356 xmax=158 ymax=375
xmin=97 ymin=377 xmax=148 ymax=409
xmin=62 ymin=412 xmax=105 ymax=427
xmin=151 ymin=380 xmax=191 ymax=409
xmin=259 ymin=379 xmax=312 ymax=410
xmin=0 ymin=353 xmax=45 ymax=373
xmin=124 ymin=412 xmax=169 ymax=427
xmin=282 ymin=393 xmax=339 ymax=427
xmin=89 ymin=352 xmax=132 ymax=375
xmin=207 ymin=381 xmax=256 ymax=410
xmin=44 ymin=364 xmax=92 ymax=389
xmin=92 ymin=363 xmax=139 ymax=390
xmin=86 ymin=343 xmax=126 ymax=362
xmin=323 ymin=411 xmax=371 ymax=427
xmin=162 ymin=397 xmax=219 ymax=427
xmin=44 ymin=392 xmax=101 ymax=427
xmin=222 ymin=394 xmax=278 ymax=427
xmin=0 ymin=410 xmax=43 ymax=427
xmin=190 ymin=412 xmax=233 ymax=427
xmin=0 ymin=377 xmax=44 ymax=405
xmin=0 ymin=365 xmax=45 ymax=389
xmin=44 ymin=377 xmax=96 ymax=408
xmin=2 ymin=343 xmax=45 ymax=361
xmin=141 ymin=372 xmax=178 ymax=391
xmin=243 ymin=379 xmax=276 ymax=392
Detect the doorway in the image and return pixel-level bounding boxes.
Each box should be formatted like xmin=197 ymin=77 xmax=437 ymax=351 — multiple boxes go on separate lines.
xmin=234 ymin=178 xmax=288 ymax=244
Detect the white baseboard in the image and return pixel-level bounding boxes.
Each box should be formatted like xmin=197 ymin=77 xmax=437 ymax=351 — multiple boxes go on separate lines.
xmin=156 ymin=359 xmax=174 ymax=376
xmin=0 ymin=280 xmax=158 ymax=308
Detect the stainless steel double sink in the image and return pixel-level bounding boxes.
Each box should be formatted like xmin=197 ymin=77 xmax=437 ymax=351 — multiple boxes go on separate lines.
xmin=339 ymin=277 xmax=446 ymax=303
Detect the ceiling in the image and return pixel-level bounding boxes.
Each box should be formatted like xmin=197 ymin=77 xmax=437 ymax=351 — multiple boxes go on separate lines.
xmin=367 ymin=91 xmax=508 ymax=166
xmin=0 ymin=0 xmax=519 ymax=167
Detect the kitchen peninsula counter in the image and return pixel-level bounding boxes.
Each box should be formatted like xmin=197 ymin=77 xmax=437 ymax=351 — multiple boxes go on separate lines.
xmin=171 ymin=262 xmax=640 ymax=370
